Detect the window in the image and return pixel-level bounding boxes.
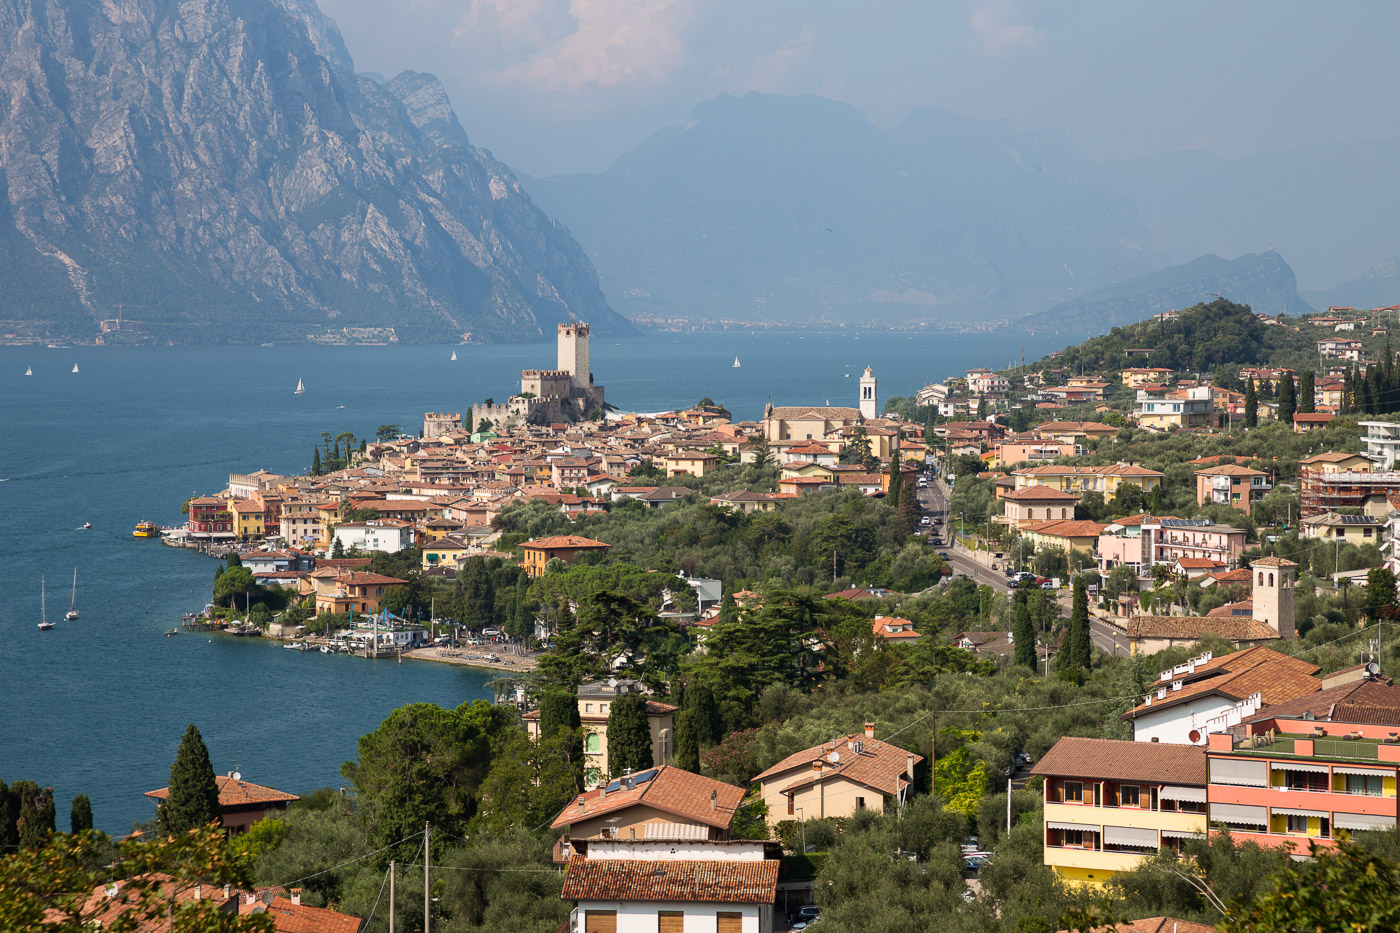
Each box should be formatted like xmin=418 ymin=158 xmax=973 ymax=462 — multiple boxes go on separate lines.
xmin=788 ymin=797 xmax=795 ymax=815
xmin=1283 ymin=771 xmax=1327 ymax=793
xmin=1061 ymin=829 xmax=1086 ymax=847
xmin=1346 ymin=774 xmax=1384 ymax=796
xmin=601 ymin=703 xmax=609 ymax=713
xmin=856 ymin=796 xmax=866 ymax=809
xmin=659 ymin=911 xmax=685 ymax=933
xmin=1062 ymin=781 xmax=1083 ymax=803
xmin=1286 ymin=814 xmax=1310 ymax=834
xmin=585 ymin=733 xmax=601 ymax=753
xmin=1119 ymin=785 xmax=1141 ymax=808
xmin=585 ymin=703 xmax=593 ymax=713
xmin=716 ymin=913 xmax=743 ymax=933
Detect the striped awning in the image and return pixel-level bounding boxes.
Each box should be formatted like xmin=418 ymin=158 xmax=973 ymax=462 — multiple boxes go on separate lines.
xmin=1210 ymin=803 xmax=1267 ymax=826
xmin=1160 ymin=785 xmax=1207 ymax=803
xmin=1103 ymin=825 xmax=1158 ymax=847
xmin=1211 ymin=758 xmax=1268 ymax=787
xmin=1160 ymin=829 xmax=1206 ymax=840
xmin=1333 ymin=766 xmax=1393 ymax=777
xmin=1047 ymin=821 xmax=1098 ymax=833
xmin=1273 ymin=762 xmax=1329 ymax=774
xmin=644 ymin=822 xmax=709 ymax=840
xmin=1335 ymin=813 xmax=1397 ymax=831
xmin=1271 ymin=807 xmax=1326 ymax=818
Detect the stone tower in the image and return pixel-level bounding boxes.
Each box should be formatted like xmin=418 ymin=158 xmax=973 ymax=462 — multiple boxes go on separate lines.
xmin=1250 ymin=556 xmax=1297 ymax=639
xmin=558 ymin=322 xmax=591 ymax=392
xmin=859 ymin=366 xmax=878 ymax=420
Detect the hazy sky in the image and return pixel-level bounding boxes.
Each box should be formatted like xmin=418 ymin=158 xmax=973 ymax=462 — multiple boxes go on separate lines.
xmin=319 ymin=0 xmax=1400 ymax=178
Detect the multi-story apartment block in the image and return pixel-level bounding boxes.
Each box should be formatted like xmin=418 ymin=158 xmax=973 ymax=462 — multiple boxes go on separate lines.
xmin=1360 ymin=421 xmax=1400 ymax=470
xmin=1136 ymin=387 xmax=1214 ymax=431
xmin=1194 ymin=464 xmax=1272 ymax=516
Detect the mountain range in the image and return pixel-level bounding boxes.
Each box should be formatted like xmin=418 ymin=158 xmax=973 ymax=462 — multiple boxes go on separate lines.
xmin=0 ymin=0 xmax=628 ymax=343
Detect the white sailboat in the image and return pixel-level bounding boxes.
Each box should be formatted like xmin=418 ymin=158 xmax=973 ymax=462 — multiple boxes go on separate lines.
xmin=71 ymin=363 xmax=79 ymax=373
xmin=294 ymin=378 xmax=305 ymax=395
xmin=38 ymin=575 xmax=53 ymax=630
xmin=66 ymin=567 xmax=79 ymax=620
xmin=732 ymin=356 xmax=741 ymax=368
xmin=451 ymin=350 xmax=458 ymax=361
xmin=25 ymin=366 xmax=32 ymax=376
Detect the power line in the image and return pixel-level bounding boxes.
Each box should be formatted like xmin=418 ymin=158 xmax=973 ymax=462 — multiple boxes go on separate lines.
xmin=275 ymin=831 xmax=425 ymax=890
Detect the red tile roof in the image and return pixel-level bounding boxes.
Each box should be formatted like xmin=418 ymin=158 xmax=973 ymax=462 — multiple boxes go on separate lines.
xmin=1243 ymin=680 xmax=1400 ymax=725
xmin=522 ymin=535 xmax=611 ymax=550
xmin=551 ymin=766 xmax=745 ymax=831
xmin=239 ymin=895 xmax=363 ymax=933
xmin=753 ymin=733 xmax=921 ymax=798
xmin=560 ymin=856 xmax=778 ymax=904
xmin=1124 ymin=658 xmax=1320 ymax=719
xmin=145 ymin=775 xmax=299 ymax=808
xmin=1124 ymin=616 xmax=1280 ymax=642
xmin=1031 ymin=737 xmax=1207 ymax=785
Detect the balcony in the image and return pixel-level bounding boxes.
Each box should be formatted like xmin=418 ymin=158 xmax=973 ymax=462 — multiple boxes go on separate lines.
xmin=1042 ymin=846 xmax=1145 ymax=873
xmin=1045 ymin=802 xmax=1206 ymax=835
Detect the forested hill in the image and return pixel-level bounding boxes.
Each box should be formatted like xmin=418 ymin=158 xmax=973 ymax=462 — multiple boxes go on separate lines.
xmin=1019 ymin=299 xmax=1326 ymax=381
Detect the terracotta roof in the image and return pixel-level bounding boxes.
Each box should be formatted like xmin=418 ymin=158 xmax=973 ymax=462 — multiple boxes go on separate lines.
xmin=1031 ymin=737 xmax=1207 ymax=785
xmin=1195 ymin=463 xmax=1269 ymax=477
xmin=1125 ymin=615 xmax=1280 ymax=642
xmin=1000 ymin=486 xmax=1080 ymax=501
xmin=1205 ymin=568 xmax=1254 ymax=584
xmin=1124 ymin=658 xmax=1320 ymax=719
xmin=1057 ymin=918 xmax=1215 ymax=933
xmin=1243 ymin=679 xmax=1400 ymax=725
xmin=872 ymin=616 xmax=920 ymax=639
xmin=522 ymin=535 xmax=611 ymax=550
xmin=1300 ymin=451 xmax=1369 ymax=464
xmin=1249 ymin=556 xmax=1299 ymax=568
xmin=560 ymin=856 xmax=779 ymax=904
xmin=1174 ymin=558 xmax=1223 ymax=569
xmin=550 ymin=766 xmax=744 ymax=831
xmin=145 ymin=775 xmax=299 ymax=808
xmin=239 ymin=895 xmax=363 ymax=933
xmin=1206 ymin=599 xmax=1254 ymax=617
xmin=753 ymin=733 xmax=921 ymax=798
xmin=1021 ymin=519 xmax=1108 ymax=538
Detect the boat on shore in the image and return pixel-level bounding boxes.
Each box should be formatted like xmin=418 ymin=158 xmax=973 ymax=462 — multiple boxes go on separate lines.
xmin=133 ymin=521 xmax=159 ymax=538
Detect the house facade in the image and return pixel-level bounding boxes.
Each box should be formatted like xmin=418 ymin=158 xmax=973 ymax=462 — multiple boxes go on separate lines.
xmin=524 ymin=679 xmax=677 ymax=788
xmin=750 ymin=724 xmax=920 ymax=828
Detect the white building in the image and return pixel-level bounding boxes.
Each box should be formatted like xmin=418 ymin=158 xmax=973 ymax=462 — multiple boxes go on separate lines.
xmin=560 ymin=839 xmax=779 ymax=933
xmin=331 ymin=519 xmax=415 ymax=554
xmin=966 ymin=369 xmax=1011 ymax=395
xmin=1361 ymin=421 xmax=1400 ymax=470
xmin=859 ymin=367 xmax=879 ymax=419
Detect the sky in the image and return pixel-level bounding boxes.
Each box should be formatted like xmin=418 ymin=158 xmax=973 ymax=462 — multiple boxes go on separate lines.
xmin=317 ymin=0 xmax=1400 ymax=179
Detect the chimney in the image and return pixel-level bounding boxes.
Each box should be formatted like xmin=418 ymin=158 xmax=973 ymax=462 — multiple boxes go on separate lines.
xmin=223 ymin=885 xmax=231 ymax=899
xmin=291 ymin=889 xmax=302 ymax=906
xmin=599 ymin=784 xmax=608 ymax=799
xmin=864 ymin=722 xmax=875 ymax=739
xmin=193 ymin=885 xmax=202 ymax=901
xmin=811 ymin=760 xmax=823 ymax=772
xmin=244 ymin=893 xmax=257 ymax=906
xmin=577 ymin=797 xmax=586 ymax=812
xmin=710 ymin=789 xmax=717 ymax=811
xmin=907 ymin=753 xmax=915 ymax=778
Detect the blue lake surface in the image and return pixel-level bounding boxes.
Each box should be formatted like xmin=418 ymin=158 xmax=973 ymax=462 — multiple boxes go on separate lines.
xmin=0 ymin=329 xmax=1072 ymax=832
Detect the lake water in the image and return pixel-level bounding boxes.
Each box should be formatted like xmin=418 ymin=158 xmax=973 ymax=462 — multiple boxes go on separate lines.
xmin=0 ymin=329 xmax=1071 ymax=832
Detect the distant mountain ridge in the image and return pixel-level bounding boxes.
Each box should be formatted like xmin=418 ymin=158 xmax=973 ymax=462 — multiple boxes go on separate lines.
xmin=1019 ymin=252 xmax=1313 ymax=333
xmin=526 ymin=92 xmax=1152 ymax=326
xmin=0 ymin=0 xmax=628 ymax=343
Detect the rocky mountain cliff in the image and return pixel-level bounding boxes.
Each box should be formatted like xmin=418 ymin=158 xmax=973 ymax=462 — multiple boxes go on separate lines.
xmin=0 ymin=0 xmax=627 ymax=343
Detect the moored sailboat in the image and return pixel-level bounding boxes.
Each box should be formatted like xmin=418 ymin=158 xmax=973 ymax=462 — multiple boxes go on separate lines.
xmin=294 ymin=378 xmax=305 ymax=394
xmin=38 ymin=575 xmax=53 ymax=630
xmin=66 ymin=567 xmax=80 ymax=620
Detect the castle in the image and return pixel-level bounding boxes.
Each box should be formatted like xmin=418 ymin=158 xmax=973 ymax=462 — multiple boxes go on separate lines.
xmin=470 ymin=323 xmax=606 ymax=429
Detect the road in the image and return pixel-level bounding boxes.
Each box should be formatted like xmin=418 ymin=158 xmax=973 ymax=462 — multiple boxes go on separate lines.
xmin=918 ymin=476 xmax=1011 ymax=593
xmin=1090 ymin=617 xmax=1131 ymax=657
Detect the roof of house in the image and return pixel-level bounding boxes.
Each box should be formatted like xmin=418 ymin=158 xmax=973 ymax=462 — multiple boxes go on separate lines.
xmin=766 ymin=406 xmax=863 ymax=421
xmin=1020 ymin=519 xmax=1108 ymax=538
xmin=238 ymin=894 xmax=363 ymax=933
xmin=1175 ymin=558 xmax=1224 ymax=569
xmin=1057 ymin=919 xmax=1215 ymax=933
xmin=1207 ymin=599 xmax=1254 ymax=617
xmin=550 ymin=765 xmax=745 ymax=832
xmin=1031 ymin=737 xmax=1208 ymax=785
xmin=752 ymin=733 xmax=921 ymax=797
xmin=1124 ymin=657 xmax=1321 ymax=719
xmin=1000 ymin=486 xmax=1081 ymax=501
xmin=872 ymin=616 xmax=921 ymax=639
xmin=521 ymin=535 xmax=611 ymax=550
xmin=1124 ymin=616 xmax=1280 ymax=643
xmin=145 ymin=775 xmax=299 ymax=808
xmin=1241 ymin=679 xmax=1400 ymax=725
xmin=560 ymin=856 xmax=779 ymax=905
xmin=1195 ymin=463 xmax=1269 ymax=477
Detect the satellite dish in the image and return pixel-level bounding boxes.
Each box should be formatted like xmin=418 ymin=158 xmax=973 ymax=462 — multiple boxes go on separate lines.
xmin=608 ymin=677 xmax=618 ymax=688
xmin=232 ymin=771 xmax=241 ymax=781
xmin=1188 ymin=730 xmax=1202 ymax=744
xmin=827 ymin=752 xmax=840 ymax=763
xmin=1368 ymin=661 xmax=1382 ymax=677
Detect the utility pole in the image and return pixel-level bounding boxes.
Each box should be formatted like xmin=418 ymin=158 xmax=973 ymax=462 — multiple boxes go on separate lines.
xmin=424 ymin=822 xmax=431 ymax=933
xmin=1007 ymin=777 xmax=1012 ymax=835
xmin=388 ymin=861 xmax=395 ymax=933
xmin=930 ymin=709 xmax=936 ymax=797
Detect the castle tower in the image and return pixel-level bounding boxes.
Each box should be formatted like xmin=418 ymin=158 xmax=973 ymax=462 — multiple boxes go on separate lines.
xmin=1250 ymin=556 xmax=1297 ymax=639
xmin=859 ymin=366 xmax=878 ymax=420
xmin=558 ymin=322 xmax=591 ymax=392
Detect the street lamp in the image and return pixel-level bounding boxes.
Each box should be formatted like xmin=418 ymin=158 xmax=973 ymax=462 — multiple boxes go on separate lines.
xmin=795 ymin=806 xmax=806 ymax=853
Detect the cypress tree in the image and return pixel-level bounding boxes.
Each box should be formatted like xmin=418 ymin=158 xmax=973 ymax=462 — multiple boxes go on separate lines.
xmin=70 ymin=794 xmax=93 ymax=833
xmin=0 ymin=781 xmax=17 ymax=851
xmin=1243 ymin=379 xmax=1258 ymax=428
xmin=512 ymin=573 xmax=531 ymax=640
xmin=311 ymin=446 xmax=321 ymax=476
xmin=1069 ymin=576 xmax=1092 ymax=670
xmin=674 ymin=709 xmax=701 ymax=772
xmin=1278 ymin=372 xmax=1297 ymax=426
xmin=895 ymin=478 xmax=921 ymax=538
xmin=606 ymin=693 xmax=653 ymax=777
xmin=1298 ymin=370 xmax=1316 ymax=414
xmin=11 ymin=781 xmax=55 ymax=849
xmin=1012 ymin=588 xmax=1036 ymax=670
xmin=887 ymin=433 xmax=902 ymax=510
xmin=685 ymin=683 xmax=723 ymax=747
xmin=1343 ymin=366 xmax=1356 ymax=414
xmin=159 ymin=724 xmax=222 ymax=834
xmin=539 ymin=688 xmax=582 ymax=740
xmin=1367 ymin=367 xmax=1384 ymax=415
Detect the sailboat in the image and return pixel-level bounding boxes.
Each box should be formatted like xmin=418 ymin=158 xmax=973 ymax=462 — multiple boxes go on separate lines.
xmin=66 ymin=567 xmax=79 ymax=620
xmin=294 ymin=378 xmax=305 ymax=395
xmin=72 ymin=363 xmax=79 ymax=374
xmin=25 ymin=366 xmax=32 ymax=376
xmin=732 ymin=356 xmax=741 ymax=368
xmin=451 ymin=350 xmax=458 ymax=361
xmin=38 ymin=575 xmax=53 ymax=630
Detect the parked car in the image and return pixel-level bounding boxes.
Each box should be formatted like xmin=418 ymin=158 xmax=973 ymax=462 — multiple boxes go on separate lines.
xmin=964 ymin=855 xmax=990 ymax=873
xmin=1040 ymin=580 xmax=1057 ymax=589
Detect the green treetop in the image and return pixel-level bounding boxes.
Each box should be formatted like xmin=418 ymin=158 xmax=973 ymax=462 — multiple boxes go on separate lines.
xmin=158 ymin=724 xmax=222 ymax=835
xmin=69 ymin=794 xmax=92 ymax=834
xmin=606 ymin=692 xmax=654 ymax=777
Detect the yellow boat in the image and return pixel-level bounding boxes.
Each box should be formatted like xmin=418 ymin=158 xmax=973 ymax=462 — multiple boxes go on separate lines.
xmin=133 ymin=521 xmax=159 ymax=538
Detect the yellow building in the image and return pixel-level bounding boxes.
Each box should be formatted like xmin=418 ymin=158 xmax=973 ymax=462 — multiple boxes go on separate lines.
xmin=750 ymin=724 xmax=920 ymax=829
xmin=422 ymin=535 xmax=475 ymax=570
xmin=1121 ymin=368 xmax=1174 ymax=388
xmin=227 ymin=498 xmax=265 ymax=541
xmin=1031 ymin=737 xmax=1208 ymax=888
xmin=1013 ymin=463 xmax=1164 ymax=497
xmin=1019 ymin=519 xmax=1107 ymax=554
xmin=1299 ymin=513 xmax=1383 ymax=545
xmin=523 ymin=679 xmax=677 ymax=787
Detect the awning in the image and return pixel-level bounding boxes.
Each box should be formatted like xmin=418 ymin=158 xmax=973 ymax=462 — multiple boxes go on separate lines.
xmin=1160 ymin=829 xmax=1206 ymax=840
xmin=1273 ymin=762 xmax=1329 ymax=774
xmin=1211 ymin=758 xmax=1268 ymax=787
xmin=1047 ymin=821 xmax=1098 ymax=833
xmin=1335 ymin=813 xmax=1398 ymax=831
xmin=1103 ymin=825 xmax=1158 ymax=847
xmin=1333 ymin=766 xmax=1393 ymax=777
xmin=1210 ymin=803 xmax=1267 ymax=826
xmin=1160 ymin=785 xmax=1207 ymax=803
xmin=1271 ymin=807 xmax=1326 ymax=818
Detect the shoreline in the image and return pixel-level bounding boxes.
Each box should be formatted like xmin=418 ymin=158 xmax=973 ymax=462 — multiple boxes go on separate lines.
xmin=258 ymin=630 xmax=538 ymax=675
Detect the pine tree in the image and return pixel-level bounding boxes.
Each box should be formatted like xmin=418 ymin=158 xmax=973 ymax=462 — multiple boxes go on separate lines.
xmin=70 ymin=793 xmax=93 ymax=833
xmin=159 ymin=724 xmax=222 ymax=834
xmin=538 ymin=689 xmax=582 ymax=740
xmin=606 ymin=693 xmax=653 ymax=777
xmin=752 ymin=435 xmax=775 ymax=468
xmin=1299 ymin=370 xmax=1316 ymax=414
xmin=674 ymin=709 xmax=701 ymax=772
xmin=1243 ymin=379 xmax=1258 ymax=428
xmin=1012 ymin=588 xmax=1036 ymax=670
xmin=310 ymin=446 xmax=321 ymax=476
xmin=1278 ymin=372 xmax=1297 ymax=426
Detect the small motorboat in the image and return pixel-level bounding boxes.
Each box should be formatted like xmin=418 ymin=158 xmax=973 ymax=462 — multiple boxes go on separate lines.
xmin=320 ymin=645 xmax=333 ymax=654
xmin=164 ymin=629 xmax=178 ymax=637
xmin=80 ymin=522 xmax=92 ymax=529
